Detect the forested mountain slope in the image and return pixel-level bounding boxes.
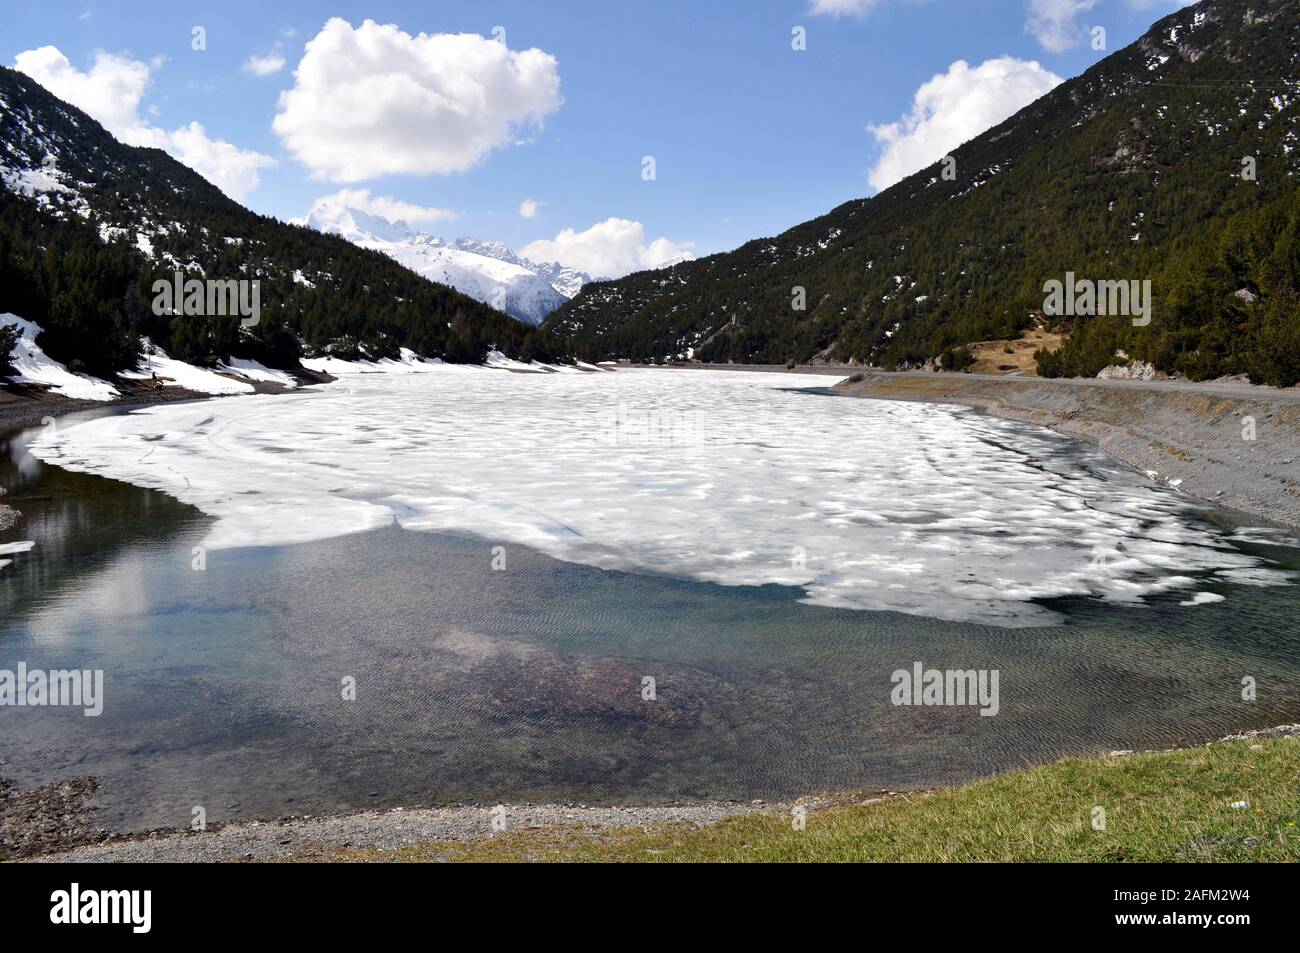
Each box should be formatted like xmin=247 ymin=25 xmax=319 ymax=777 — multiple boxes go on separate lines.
xmin=0 ymin=66 xmax=559 ymax=375
xmin=545 ymin=0 xmax=1300 ymax=385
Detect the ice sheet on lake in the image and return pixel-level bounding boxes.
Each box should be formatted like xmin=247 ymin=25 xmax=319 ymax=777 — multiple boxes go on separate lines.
xmin=27 ymin=368 xmax=1298 ymax=626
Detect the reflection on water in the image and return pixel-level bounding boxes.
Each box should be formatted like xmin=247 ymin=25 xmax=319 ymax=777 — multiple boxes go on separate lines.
xmin=3 ymin=414 xmax=1300 ymax=832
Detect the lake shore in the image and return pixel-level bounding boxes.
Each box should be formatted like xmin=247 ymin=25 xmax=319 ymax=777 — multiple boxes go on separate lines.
xmin=16 ymin=723 xmax=1296 ymax=863
xmin=823 ymin=370 xmax=1300 ymax=532
xmin=0 ymin=367 xmax=334 ymax=436
xmin=0 ymin=369 xmax=333 ymax=532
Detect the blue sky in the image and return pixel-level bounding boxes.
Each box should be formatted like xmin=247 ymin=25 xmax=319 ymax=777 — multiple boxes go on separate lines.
xmin=3 ymin=0 xmax=1193 ymax=273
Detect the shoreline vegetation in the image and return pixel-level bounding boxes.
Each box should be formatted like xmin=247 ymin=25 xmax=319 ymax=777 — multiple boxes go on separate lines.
xmin=8 ymin=724 xmax=1295 ymax=863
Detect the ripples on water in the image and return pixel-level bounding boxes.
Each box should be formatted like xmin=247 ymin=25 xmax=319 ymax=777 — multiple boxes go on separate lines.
xmin=2 ymin=382 xmax=1300 ymax=832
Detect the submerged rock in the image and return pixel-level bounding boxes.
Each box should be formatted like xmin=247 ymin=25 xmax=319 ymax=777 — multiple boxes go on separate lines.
xmin=0 ymin=487 xmax=19 ymax=533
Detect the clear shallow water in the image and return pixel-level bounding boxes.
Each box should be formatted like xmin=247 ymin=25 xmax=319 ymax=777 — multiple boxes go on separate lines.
xmin=2 ymin=377 xmax=1300 ymax=833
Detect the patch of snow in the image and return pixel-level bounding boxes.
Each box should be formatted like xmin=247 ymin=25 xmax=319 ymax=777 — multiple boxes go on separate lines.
xmin=218 ymin=358 xmax=299 ymax=389
xmin=1 ymin=314 xmax=119 ymax=400
xmin=485 ymin=349 xmax=547 ymax=372
xmin=301 ymin=349 xmax=472 ymax=377
xmin=1097 ymin=360 xmax=1158 ymax=382
xmin=1 ymin=163 xmax=72 ymax=200
xmin=122 ymin=343 xmax=255 ymax=395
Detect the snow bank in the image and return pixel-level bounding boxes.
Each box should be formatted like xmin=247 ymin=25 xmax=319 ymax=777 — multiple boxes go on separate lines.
xmin=121 ymin=343 xmax=255 ymax=395
xmin=302 ymin=349 xmax=453 ymax=377
xmin=1 ymin=315 xmax=310 ymax=400
xmin=218 ymin=358 xmax=299 ymax=389
xmin=1097 ymin=360 xmax=1161 ymax=381
xmin=485 ymin=349 xmax=548 ymax=372
xmin=1 ymin=314 xmax=119 ymax=400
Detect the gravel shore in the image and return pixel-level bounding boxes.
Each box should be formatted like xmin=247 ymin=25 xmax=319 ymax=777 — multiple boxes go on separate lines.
xmin=34 ymin=801 xmax=779 ymax=864
xmin=17 ymin=725 xmax=1295 ymax=863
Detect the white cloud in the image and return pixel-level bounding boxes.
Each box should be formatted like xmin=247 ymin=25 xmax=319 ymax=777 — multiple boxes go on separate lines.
xmin=1024 ymin=0 xmax=1099 ymax=52
xmin=272 ymin=18 xmax=563 ymax=182
xmin=304 ymin=188 xmax=457 ymax=225
xmin=14 ymin=46 xmax=274 ymax=201
xmin=519 ymin=218 xmax=693 ymax=279
xmin=518 ymin=198 xmax=542 ymax=219
xmin=243 ymin=50 xmax=286 ymax=76
xmin=163 ymin=123 xmax=277 ymax=201
xmin=808 ymin=0 xmax=884 ymax=15
xmin=15 ymin=46 xmax=148 ymax=133
xmin=866 ymin=56 xmax=1062 ymax=192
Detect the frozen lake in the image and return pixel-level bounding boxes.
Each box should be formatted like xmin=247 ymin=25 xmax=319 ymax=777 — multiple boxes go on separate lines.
xmin=25 ymin=366 xmax=1296 ymax=626
xmin=3 ymin=366 xmax=1299 ymax=831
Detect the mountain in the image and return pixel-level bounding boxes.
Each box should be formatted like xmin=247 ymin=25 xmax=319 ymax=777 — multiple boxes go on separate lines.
xmin=301 ymin=200 xmax=592 ymax=325
xmin=545 ymin=0 xmax=1300 ymax=385
xmin=0 ymin=66 xmax=562 ymax=377
xmin=449 ymin=238 xmax=592 ymax=300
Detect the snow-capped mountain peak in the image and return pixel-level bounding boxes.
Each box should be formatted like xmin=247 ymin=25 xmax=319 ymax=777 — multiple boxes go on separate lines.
xmin=450 ymin=236 xmax=521 ymax=264
xmin=302 ymin=203 xmax=417 ymax=246
xmin=300 ymin=206 xmax=592 ymax=325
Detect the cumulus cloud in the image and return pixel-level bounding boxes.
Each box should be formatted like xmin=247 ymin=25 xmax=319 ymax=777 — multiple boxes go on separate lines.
xmin=15 ymin=46 xmax=149 ymax=133
xmin=14 ymin=46 xmax=274 ymax=201
xmin=273 ymin=19 xmax=563 ymax=182
xmin=304 ymin=188 xmax=457 ymax=225
xmin=243 ymin=50 xmax=287 ymax=76
xmin=162 ymin=123 xmax=277 ymax=201
xmin=518 ymin=198 xmax=542 ymax=219
xmin=519 ymin=218 xmax=692 ymax=279
xmin=866 ymin=56 xmax=1063 ymax=192
xmin=1024 ymin=0 xmax=1099 ymax=52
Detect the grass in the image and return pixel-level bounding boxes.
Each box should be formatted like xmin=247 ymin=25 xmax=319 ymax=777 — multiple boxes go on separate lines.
xmin=323 ymin=734 xmax=1300 ymax=863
